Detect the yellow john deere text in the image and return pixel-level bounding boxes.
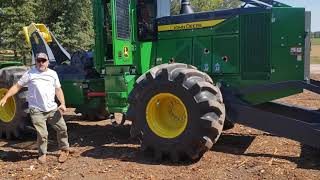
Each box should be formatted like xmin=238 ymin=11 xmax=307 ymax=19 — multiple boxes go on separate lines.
xmin=158 ymin=19 xmax=226 ymax=32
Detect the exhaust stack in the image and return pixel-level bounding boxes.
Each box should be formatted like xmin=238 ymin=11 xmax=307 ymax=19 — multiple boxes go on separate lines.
xmin=180 ymin=0 xmax=194 ymax=14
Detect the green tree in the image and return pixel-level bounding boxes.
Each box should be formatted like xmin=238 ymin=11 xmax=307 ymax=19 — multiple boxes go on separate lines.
xmin=171 ymin=0 xmax=241 ymax=15
xmin=36 ymin=0 xmax=94 ymax=51
xmin=0 ymin=0 xmax=37 ymax=50
xmin=62 ymin=0 xmax=94 ymax=51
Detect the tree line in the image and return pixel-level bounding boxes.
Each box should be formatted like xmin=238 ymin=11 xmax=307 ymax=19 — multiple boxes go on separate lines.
xmin=171 ymin=0 xmax=240 ymax=14
xmin=312 ymin=32 xmax=320 ymax=38
xmin=0 ymin=0 xmax=240 ymax=53
xmin=0 ymin=0 xmax=94 ymax=53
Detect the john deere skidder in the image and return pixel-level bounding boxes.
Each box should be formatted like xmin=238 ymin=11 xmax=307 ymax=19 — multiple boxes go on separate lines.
xmin=0 ymin=0 xmax=319 ymax=161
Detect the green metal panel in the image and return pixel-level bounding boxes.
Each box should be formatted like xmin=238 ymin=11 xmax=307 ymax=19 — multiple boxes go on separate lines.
xmin=156 ymin=38 xmax=192 ymax=64
xmin=270 ymin=8 xmax=305 ymax=81
xmin=214 ymin=17 xmax=240 ymax=35
xmin=155 ymin=16 xmax=241 ymax=74
xmin=111 ymin=0 xmax=134 ymax=65
xmin=104 ymin=74 xmax=135 ymax=113
xmin=221 ymin=8 xmax=305 ymax=104
xmin=61 ymin=78 xmax=105 ymax=109
xmin=193 ymin=36 xmax=212 ymax=73
xmin=137 ymin=42 xmax=155 ymax=73
xmin=104 ymin=66 xmax=130 ymax=75
xmin=61 ymin=80 xmax=85 ymax=105
xmin=152 ymin=7 xmax=305 ymax=105
xmin=105 ymin=75 xmax=129 ymax=91
xmin=212 ymin=35 xmax=239 ymax=74
xmin=240 ymin=12 xmax=271 ymax=80
xmin=92 ymin=0 xmax=107 ymax=73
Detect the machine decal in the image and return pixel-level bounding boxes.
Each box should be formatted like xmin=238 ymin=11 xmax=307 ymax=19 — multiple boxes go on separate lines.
xmin=158 ymin=19 xmax=225 ymax=32
xmin=203 ymin=64 xmax=209 ymax=72
xmin=290 ymin=47 xmax=303 ymax=55
xmin=123 ymin=46 xmax=129 ymax=58
xmin=290 ymin=47 xmax=303 ymax=61
xmin=214 ymin=63 xmax=221 ymax=73
xmin=156 ymin=57 xmax=163 ymax=64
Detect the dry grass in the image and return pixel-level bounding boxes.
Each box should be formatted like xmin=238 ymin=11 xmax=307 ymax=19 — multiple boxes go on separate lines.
xmin=312 ymin=38 xmax=320 ymax=45
xmin=311 ymin=45 xmax=320 ymax=64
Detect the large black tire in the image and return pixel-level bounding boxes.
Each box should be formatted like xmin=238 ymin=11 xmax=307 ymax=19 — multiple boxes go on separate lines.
xmin=223 ymin=115 xmax=235 ymax=131
xmin=0 ymin=66 xmax=30 ymax=139
xmin=127 ymin=63 xmax=225 ymax=161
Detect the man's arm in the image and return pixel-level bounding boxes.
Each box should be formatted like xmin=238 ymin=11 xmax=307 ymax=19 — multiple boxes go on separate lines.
xmin=0 ymin=84 xmax=23 ymax=107
xmin=55 ymin=87 xmax=66 ymax=112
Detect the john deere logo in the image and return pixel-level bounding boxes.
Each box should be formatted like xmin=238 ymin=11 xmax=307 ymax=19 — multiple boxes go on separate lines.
xmin=123 ymin=46 xmax=129 ymax=58
xmin=158 ymin=19 xmax=226 ymax=32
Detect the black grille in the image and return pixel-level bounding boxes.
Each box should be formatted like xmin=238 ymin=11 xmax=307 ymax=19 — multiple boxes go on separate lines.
xmin=241 ymin=13 xmax=271 ymax=80
xmin=116 ymin=0 xmax=131 ymax=39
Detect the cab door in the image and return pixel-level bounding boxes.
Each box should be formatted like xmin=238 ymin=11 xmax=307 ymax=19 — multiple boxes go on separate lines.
xmin=112 ymin=0 xmax=134 ymax=65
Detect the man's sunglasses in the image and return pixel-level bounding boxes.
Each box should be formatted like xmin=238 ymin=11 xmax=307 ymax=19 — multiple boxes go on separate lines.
xmin=36 ymin=59 xmax=47 ymax=63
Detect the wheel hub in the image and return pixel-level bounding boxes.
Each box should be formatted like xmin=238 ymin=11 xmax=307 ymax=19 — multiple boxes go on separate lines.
xmin=0 ymin=88 xmax=16 ymax=123
xmin=146 ymin=93 xmax=188 ymax=138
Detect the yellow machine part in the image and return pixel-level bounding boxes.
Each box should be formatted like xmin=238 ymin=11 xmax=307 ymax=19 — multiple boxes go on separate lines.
xmin=0 ymin=89 xmax=16 ymax=123
xmin=146 ymin=93 xmax=188 ymax=139
xmin=23 ymin=23 xmax=52 ymax=48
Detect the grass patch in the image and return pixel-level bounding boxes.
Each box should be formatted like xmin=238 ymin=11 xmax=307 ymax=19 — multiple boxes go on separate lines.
xmin=311 ymin=38 xmax=320 ymax=45
xmin=311 ymin=45 xmax=320 ymax=64
xmin=311 ymin=57 xmax=320 ymax=64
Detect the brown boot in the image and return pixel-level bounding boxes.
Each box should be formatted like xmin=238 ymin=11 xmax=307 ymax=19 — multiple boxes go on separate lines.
xmin=58 ymin=150 xmax=69 ymax=163
xmin=38 ymin=154 xmax=47 ymax=164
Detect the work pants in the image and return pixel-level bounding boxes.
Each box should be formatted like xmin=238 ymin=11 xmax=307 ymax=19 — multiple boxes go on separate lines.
xmin=30 ymin=108 xmax=69 ymax=156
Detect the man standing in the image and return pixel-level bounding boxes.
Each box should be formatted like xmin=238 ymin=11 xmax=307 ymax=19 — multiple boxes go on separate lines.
xmin=0 ymin=53 xmax=74 ymax=164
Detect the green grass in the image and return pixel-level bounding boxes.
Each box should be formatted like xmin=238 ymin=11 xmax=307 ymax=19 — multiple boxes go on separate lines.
xmin=311 ymin=38 xmax=320 ymax=45
xmin=311 ymin=57 xmax=320 ymax=64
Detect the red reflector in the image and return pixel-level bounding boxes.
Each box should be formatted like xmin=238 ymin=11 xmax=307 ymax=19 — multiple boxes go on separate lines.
xmin=87 ymin=92 xmax=106 ymax=97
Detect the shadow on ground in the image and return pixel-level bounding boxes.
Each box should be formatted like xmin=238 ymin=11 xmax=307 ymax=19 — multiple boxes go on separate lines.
xmin=1 ymin=115 xmax=320 ymax=168
xmin=212 ymin=132 xmax=320 ymax=170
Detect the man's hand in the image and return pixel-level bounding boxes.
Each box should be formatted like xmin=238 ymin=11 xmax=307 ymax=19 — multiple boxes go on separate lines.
xmin=58 ymin=104 xmax=67 ymax=113
xmin=0 ymin=84 xmax=22 ymax=107
xmin=0 ymin=98 xmax=7 ymax=107
xmin=55 ymin=87 xmax=66 ymax=113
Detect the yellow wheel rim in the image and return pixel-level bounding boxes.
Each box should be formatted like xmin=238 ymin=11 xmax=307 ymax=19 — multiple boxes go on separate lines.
xmin=146 ymin=93 xmax=188 ymax=139
xmin=0 ymin=88 xmax=16 ymax=123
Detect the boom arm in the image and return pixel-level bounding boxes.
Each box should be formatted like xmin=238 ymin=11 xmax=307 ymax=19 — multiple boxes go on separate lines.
xmin=23 ymin=23 xmax=71 ymax=65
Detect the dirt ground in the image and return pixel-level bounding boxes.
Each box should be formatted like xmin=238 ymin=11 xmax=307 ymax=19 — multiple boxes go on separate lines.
xmin=312 ymin=45 xmax=320 ymax=57
xmin=2 ymin=76 xmax=320 ymax=180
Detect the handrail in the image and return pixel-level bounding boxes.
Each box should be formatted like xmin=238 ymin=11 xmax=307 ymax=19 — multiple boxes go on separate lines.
xmin=240 ymin=0 xmax=290 ymax=8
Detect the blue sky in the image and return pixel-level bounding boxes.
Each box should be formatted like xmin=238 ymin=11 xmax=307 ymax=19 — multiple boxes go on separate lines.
xmin=280 ymin=0 xmax=320 ymax=32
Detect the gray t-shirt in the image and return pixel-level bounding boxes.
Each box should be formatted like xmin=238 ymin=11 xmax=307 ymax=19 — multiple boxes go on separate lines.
xmin=17 ymin=67 xmax=61 ymax=112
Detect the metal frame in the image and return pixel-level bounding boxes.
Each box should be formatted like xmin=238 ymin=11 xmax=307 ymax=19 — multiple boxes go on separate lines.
xmin=240 ymin=0 xmax=290 ymax=8
xmin=157 ymin=7 xmax=269 ymax=25
xmin=305 ymin=11 xmax=311 ymax=82
xmin=222 ymin=79 xmax=320 ymax=149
